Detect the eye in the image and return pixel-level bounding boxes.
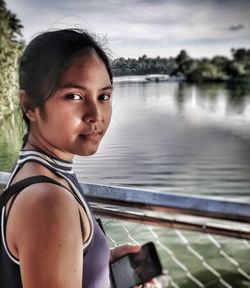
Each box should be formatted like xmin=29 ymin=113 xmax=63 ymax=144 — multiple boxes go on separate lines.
xmin=66 ymin=93 xmax=84 ymax=100
xmin=98 ymin=94 xmax=111 ymax=101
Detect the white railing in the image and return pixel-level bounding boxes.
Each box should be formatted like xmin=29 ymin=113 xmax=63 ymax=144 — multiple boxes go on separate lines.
xmin=1 ymin=171 xmax=250 ymax=239
xmin=1 ymin=171 xmax=250 ymax=287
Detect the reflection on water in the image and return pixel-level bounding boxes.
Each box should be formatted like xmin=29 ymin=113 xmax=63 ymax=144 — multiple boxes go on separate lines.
xmin=175 ymin=83 xmax=250 ymax=134
xmin=0 ymin=80 xmax=250 ymax=201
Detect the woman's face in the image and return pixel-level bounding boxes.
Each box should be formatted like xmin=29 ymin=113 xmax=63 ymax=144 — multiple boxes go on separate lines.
xmin=31 ymin=53 xmax=113 ymax=159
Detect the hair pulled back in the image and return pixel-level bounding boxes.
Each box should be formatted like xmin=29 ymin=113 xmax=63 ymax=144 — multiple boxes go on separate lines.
xmin=19 ymin=28 xmax=113 ymax=146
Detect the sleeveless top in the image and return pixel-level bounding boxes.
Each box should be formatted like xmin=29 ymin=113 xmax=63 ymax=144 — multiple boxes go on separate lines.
xmin=0 ymin=149 xmax=111 ymax=288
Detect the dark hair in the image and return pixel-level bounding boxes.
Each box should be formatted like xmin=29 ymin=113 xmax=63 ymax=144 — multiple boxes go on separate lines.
xmin=19 ymin=28 xmax=113 ymax=146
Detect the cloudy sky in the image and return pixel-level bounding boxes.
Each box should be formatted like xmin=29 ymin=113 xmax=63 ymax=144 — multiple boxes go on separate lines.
xmin=6 ymin=0 xmax=250 ymax=59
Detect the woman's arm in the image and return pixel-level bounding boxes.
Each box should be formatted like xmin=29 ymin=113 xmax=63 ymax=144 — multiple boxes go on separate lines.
xmin=7 ymin=183 xmax=84 ymax=288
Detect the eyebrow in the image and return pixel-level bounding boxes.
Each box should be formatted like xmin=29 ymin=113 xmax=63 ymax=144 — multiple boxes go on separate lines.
xmin=59 ymin=83 xmax=113 ymax=91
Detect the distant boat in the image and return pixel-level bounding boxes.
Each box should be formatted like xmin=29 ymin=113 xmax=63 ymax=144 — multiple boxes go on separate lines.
xmin=113 ymin=75 xmax=148 ymax=83
xmin=145 ymin=74 xmax=169 ymax=82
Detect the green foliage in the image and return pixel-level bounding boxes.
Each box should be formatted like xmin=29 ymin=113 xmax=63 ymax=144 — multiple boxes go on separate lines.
xmin=0 ymin=0 xmax=24 ymax=120
xmin=175 ymin=50 xmax=191 ymax=75
xmin=227 ymin=62 xmax=246 ymax=78
xmin=112 ymin=55 xmax=177 ymax=76
xmin=231 ymin=48 xmax=250 ymax=66
xmin=0 ymin=110 xmax=23 ymax=171
xmin=112 ymin=48 xmax=250 ymax=84
xmin=186 ymin=60 xmax=229 ymax=82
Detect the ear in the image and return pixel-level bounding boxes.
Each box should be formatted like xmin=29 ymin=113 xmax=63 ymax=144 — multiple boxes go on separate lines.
xmin=19 ymin=90 xmax=37 ymax=122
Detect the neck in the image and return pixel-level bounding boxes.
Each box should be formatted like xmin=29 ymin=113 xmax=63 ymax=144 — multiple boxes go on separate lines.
xmin=24 ymin=133 xmax=74 ymax=161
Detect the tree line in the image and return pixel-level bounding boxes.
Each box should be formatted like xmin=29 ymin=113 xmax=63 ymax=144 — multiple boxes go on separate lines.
xmin=0 ymin=0 xmax=24 ymax=120
xmin=112 ymin=49 xmax=250 ymax=83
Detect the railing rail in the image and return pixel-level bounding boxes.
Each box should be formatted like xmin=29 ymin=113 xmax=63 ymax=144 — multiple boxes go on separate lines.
xmin=1 ymin=171 xmax=250 ymax=239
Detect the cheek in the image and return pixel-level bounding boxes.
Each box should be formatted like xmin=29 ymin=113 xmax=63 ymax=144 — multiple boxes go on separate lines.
xmin=104 ymin=105 xmax=112 ymax=121
xmin=40 ymin=110 xmax=76 ymax=137
xmin=103 ymin=106 xmax=112 ymax=129
xmin=54 ymin=107 xmax=81 ymax=127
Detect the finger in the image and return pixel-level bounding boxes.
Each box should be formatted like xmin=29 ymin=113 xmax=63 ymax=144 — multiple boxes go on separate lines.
xmin=120 ymin=244 xmax=141 ymax=253
xmin=110 ymin=244 xmax=141 ymax=262
xmin=143 ymin=278 xmax=160 ymax=288
xmin=151 ymin=278 xmax=161 ymax=285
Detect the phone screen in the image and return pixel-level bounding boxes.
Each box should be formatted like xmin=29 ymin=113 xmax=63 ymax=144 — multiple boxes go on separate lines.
xmin=110 ymin=242 xmax=162 ymax=288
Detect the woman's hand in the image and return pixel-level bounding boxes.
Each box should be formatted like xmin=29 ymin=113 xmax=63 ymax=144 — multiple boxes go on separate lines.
xmin=110 ymin=244 xmax=141 ymax=263
xmin=134 ymin=278 xmax=161 ymax=288
xmin=110 ymin=245 xmax=161 ymax=288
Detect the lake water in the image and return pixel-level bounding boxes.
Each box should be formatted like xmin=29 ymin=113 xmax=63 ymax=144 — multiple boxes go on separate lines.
xmin=1 ymin=77 xmax=250 ymax=287
xmin=1 ymin=77 xmax=250 ymax=202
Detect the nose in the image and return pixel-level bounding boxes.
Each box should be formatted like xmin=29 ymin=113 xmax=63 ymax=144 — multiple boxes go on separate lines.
xmin=83 ymin=101 xmax=102 ymax=124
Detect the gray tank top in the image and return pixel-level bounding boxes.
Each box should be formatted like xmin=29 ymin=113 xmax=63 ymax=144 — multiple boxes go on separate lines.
xmin=0 ymin=149 xmax=111 ymax=288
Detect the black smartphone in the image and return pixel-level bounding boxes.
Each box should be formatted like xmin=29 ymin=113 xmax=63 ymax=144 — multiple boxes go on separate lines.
xmin=110 ymin=242 xmax=162 ymax=288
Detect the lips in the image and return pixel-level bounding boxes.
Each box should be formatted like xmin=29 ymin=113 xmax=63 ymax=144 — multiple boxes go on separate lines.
xmin=80 ymin=130 xmax=101 ymax=142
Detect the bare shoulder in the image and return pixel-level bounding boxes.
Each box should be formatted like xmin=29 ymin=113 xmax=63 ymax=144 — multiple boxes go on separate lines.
xmin=8 ymin=183 xmax=84 ymax=287
xmin=13 ymin=181 xmax=78 ymax=218
xmin=10 ymin=182 xmax=82 ymax=251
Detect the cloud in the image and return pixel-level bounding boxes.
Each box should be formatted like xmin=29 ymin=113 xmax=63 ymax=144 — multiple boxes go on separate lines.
xmin=229 ymin=24 xmax=245 ymax=31
xmin=5 ymin=0 xmax=250 ymax=58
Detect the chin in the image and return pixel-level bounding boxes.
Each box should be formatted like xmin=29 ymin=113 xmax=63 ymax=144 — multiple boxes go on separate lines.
xmin=84 ymin=150 xmax=98 ymax=156
xmin=78 ymin=146 xmax=99 ymax=156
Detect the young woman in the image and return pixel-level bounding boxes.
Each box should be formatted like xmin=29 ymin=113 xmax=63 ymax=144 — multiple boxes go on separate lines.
xmin=0 ymin=29 xmax=154 ymax=288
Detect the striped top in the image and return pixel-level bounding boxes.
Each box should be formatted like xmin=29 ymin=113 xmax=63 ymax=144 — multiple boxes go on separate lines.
xmin=0 ymin=149 xmax=111 ymax=288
